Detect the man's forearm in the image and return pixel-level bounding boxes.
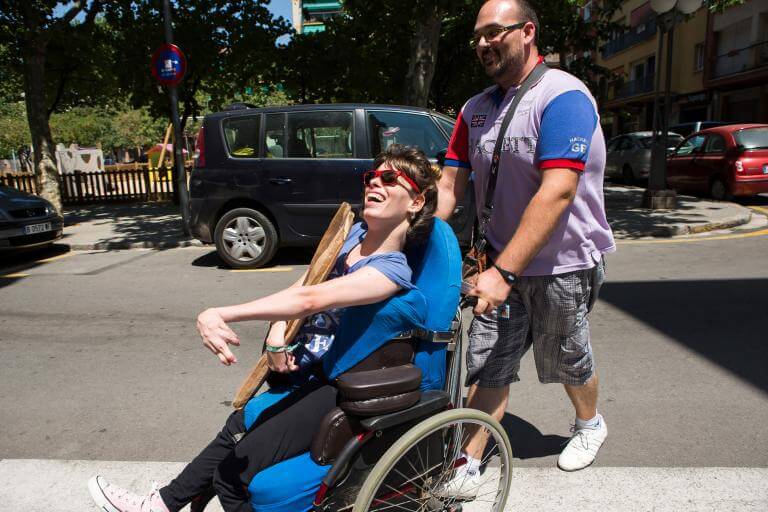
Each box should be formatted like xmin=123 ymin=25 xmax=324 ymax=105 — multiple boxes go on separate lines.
xmin=495 ymin=184 xmax=576 ymax=275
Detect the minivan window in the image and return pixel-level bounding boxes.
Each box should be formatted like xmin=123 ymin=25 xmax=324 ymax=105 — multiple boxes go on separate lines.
xmin=734 ymin=127 xmax=768 ymax=150
xmin=223 ymin=115 xmax=260 ymax=158
xmin=264 ymin=113 xmax=285 ymax=158
xmin=285 ymin=111 xmax=354 ymax=159
xmin=368 ymin=111 xmax=447 ymax=159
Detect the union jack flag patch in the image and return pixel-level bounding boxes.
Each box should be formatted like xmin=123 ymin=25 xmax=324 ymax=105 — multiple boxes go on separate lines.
xmin=470 ymin=114 xmax=487 ymax=128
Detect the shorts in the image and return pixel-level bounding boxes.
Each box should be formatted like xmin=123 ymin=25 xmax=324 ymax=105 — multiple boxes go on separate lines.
xmin=466 ymin=258 xmax=605 ymax=387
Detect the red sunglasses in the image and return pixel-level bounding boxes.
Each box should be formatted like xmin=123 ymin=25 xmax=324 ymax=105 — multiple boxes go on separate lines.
xmin=362 ymin=169 xmax=421 ymax=194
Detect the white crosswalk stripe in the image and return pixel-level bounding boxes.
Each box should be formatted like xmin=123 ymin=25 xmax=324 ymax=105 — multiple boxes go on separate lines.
xmin=2 ymin=459 xmax=766 ymax=512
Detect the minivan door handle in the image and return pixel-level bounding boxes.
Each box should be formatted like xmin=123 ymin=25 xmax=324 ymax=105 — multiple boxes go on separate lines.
xmin=269 ymin=177 xmax=292 ymax=185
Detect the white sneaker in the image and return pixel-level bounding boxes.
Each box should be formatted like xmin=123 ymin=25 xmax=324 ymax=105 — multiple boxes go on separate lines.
xmin=88 ymin=476 xmax=170 ymax=512
xmin=557 ymin=414 xmax=608 ymax=471
xmin=434 ymin=465 xmax=482 ymax=500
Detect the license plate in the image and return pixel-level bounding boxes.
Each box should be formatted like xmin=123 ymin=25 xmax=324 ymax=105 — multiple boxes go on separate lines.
xmin=24 ymin=222 xmax=52 ymax=235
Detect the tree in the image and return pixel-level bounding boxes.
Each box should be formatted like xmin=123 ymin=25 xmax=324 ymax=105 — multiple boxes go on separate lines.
xmin=102 ymin=0 xmax=290 ymax=132
xmin=0 ymin=0 xmax=106 ymax=211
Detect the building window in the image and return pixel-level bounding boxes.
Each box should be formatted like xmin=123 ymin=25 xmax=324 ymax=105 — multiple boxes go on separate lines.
xmin=694 ymin=43 xmax=704 ymax=72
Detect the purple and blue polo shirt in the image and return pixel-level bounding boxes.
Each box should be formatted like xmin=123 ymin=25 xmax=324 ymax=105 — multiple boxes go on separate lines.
xmin=446 ymin=67 xmax=615 ymax=276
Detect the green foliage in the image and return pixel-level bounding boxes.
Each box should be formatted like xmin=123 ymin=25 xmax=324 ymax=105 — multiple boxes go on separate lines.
xmin=102 ymin=0 xmax=291 ymax=129
xmin=0 ymin=102 xmax=31 ymax=158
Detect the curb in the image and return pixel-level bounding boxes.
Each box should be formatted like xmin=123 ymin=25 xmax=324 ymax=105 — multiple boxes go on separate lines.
xmin=65 ymin=239 xmax=206 ymax=251
xmin=613 ymin=210 xmax=752 ymax=239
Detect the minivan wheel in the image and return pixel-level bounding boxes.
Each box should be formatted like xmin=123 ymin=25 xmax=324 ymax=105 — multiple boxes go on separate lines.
xmin=709 ymin=178 xmax=732 ymax=201
xmin=214 ymin=208 xmax=278 ymax=268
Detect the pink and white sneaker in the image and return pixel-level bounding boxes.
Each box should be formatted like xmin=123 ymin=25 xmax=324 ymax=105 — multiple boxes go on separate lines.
xmin=88 ymin=475 xmax=170 ymax=512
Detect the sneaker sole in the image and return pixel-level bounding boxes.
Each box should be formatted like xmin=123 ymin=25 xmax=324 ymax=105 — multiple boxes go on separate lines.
xmin=87 ymin=476 xmax=121 ymax=512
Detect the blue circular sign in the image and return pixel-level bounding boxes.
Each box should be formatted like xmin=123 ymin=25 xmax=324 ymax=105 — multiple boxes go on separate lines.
xmin=151 ymin=43 xmax=187 ymax=87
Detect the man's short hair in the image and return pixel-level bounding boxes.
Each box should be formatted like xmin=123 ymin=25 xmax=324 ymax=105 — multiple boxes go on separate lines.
xmin=487 ymin=0 xmax=540 ymax=45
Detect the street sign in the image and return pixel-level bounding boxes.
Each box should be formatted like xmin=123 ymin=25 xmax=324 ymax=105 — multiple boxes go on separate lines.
xmin=151 ymin=43 xmax=187 ymax=87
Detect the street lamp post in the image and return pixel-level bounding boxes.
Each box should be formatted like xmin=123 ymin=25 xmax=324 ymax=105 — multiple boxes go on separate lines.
xmin=642 ymin=0 xmax=703 ymax=209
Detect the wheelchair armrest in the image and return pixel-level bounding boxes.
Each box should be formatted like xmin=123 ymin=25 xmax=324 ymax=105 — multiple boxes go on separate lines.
xmin=359 ymin=390 xmax=451 ymax=431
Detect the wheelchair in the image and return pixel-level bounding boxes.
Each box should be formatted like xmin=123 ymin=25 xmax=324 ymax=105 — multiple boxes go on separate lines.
xmin=209 ymin=220 xmax=514 ymax=512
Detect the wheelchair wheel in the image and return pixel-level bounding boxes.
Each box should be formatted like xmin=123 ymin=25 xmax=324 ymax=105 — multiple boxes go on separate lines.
xmin=352 ymin=408 xmax=512 ymax=512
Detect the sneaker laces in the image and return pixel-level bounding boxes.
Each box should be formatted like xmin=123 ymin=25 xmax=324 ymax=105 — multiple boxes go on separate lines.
xmin=569 ymin=424 xmax=590 ymax=451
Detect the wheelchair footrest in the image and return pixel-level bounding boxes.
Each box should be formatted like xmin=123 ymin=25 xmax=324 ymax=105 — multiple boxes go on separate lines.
xmin=360 ymin=389 xmax=451 ymax=431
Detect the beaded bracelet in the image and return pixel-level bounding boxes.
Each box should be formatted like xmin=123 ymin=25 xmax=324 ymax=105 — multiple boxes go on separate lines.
xmin=265 ymin=342 xmax=301 ymax=353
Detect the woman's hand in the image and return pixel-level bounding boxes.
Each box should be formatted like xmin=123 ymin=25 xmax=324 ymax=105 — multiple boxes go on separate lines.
xmin=197 ymin=308 xmax=240 ymax=365
xmin=264 ymin=321 xmax=299 ymax=373
xmin=266 ymin=350 xmax=299 ymax=373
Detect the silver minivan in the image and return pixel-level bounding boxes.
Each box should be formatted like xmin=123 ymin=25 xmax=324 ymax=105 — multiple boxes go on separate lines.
xmin=605 ymin=131 xmax=684 ymax=183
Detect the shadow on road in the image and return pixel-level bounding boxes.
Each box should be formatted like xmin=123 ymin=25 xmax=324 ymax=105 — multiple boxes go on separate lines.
xmin=64 ymin=202 xmax=186 ymax=247
xmin=191 ymin=247 xmax=313 ymax=269
xmin=0 ymin=243 xmax=70 ymax=291
xmin=499 ymin=413 xmax=569 ymax=460
xmin=600 ymin=279 xmax=768 ymax=394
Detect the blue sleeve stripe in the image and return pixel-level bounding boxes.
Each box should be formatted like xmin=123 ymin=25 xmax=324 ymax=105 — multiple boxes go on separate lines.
xmin=444 ymin=158 xmax=471 ymax=169
xmin=537 ymin=90 xmax=598 ymax=164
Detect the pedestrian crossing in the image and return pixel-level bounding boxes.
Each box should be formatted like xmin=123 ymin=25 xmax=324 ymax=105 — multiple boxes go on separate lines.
xmin=2 ymin=459 xmax=766 ymax=511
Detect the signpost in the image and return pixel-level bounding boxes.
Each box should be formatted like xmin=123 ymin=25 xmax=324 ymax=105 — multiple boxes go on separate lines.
xmin=152 ymin=0 xmax=190 ymax=235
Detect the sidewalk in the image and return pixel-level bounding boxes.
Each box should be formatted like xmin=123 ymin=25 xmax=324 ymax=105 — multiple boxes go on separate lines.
xmin=60 ymin=187 xmax=755 ymax=251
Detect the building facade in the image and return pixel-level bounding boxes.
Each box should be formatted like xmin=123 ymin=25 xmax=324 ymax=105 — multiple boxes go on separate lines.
xmin=596 ymin=0 xmax=767 ymax=138
xmin=291 ymin=0 xmax=343 ymax=34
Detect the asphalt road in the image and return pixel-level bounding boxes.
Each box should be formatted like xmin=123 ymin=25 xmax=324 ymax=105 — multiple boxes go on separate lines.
xmin=1 ymin=211 xmax=767 ymax=510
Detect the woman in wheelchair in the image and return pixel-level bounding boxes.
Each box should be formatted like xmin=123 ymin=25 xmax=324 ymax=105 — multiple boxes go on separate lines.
xmin=88 ymin=144 xmax=441 ymax=512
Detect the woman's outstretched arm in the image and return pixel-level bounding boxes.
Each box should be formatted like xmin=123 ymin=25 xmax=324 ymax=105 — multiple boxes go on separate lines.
xmin=197 ymin=267 xmax=400 ymax=365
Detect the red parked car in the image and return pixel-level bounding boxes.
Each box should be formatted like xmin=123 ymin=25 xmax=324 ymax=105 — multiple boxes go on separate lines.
xmin=666 ymin=124 xmax=768 ymax=200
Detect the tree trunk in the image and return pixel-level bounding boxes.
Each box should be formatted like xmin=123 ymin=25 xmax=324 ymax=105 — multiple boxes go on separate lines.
xmin=403 ymin=3 xmax=442 ymax=107
xmin=22 ymin=37 xmax=62 ymax=212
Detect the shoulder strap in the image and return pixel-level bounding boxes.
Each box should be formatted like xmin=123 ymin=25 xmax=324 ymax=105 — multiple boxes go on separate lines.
xmin=476 ymin=62 xmax=548 ymax=244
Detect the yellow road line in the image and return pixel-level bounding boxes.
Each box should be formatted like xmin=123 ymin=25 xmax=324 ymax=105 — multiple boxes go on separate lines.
xmin=230 ymin=267 xmax=295 ymax=273
xmin=35 ymin=252 xmax=74 ymax=264
xmin=0 ymin=273 xmax=30 ymax=278
xmin=619 ymin=228 xmax=768 ymax=245
xmin=750 ymin=206 xmax=768 ymax=216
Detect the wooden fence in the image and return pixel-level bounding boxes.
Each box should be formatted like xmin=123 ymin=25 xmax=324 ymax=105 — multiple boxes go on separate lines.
xmin=0 ymin=167 xmax=190 ymax=204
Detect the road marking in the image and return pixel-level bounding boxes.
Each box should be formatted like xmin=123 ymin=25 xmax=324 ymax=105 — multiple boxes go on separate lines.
xmin=0 ymin=273 xmax=29 ymax=278
xmin=619 ymin=227 xmax=768 ymax=245
xmin=750 ymin=206 xmax=768 ymax=216
xmin=230 ymin=267 xmax=295 ymax=273
xmin=35 ymin=251 xmax=74 ymax=264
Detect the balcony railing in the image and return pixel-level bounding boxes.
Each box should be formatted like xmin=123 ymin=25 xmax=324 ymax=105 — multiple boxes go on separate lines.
xmin=711 ymin=40 xmax=768 ymax=79
xmin=601 ymin=22 xmax=657 ymax=59
xmin=607 ymin=74 xmax=655 ymax=101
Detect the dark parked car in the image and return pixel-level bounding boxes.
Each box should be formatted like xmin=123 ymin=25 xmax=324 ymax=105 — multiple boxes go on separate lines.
xmin=0 ymin=185 xmax=64 ymax=250
xmin=667 ymin=124 xmax=768 ymax=200
xmin=189 ymin=103 xmax=474 ymax=268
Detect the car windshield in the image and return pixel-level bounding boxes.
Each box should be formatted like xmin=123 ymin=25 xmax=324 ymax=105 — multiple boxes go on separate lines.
xmin=637 ymin=135 xmax=682 ymax=149
xmin=734 ymin=128 xmax=768 ymax=150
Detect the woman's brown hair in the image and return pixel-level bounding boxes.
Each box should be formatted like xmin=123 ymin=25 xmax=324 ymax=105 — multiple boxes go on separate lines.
xmin=372 ymin=144 xmax=439 ymax=246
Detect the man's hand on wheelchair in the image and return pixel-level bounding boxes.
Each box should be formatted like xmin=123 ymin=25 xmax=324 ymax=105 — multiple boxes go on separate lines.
xmin=197 ymin=308 xmax=240 ymax=366
xmin=468 ymin=267 xmax=512 ymax=316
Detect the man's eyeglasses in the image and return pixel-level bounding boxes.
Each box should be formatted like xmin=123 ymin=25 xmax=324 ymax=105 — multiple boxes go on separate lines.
xmin=469 ymin=21 xmax=527 ymax=49
xmin=363 ymin=169 xmax=421 ymax=194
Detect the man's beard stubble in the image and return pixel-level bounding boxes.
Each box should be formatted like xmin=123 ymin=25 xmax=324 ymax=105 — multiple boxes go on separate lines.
xmin=482 ymin=45 xmax=524 ymax=82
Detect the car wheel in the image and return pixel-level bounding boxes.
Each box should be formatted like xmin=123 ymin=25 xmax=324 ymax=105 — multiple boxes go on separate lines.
xmin=622 ymin=165 xmax=635 ymax=185
xmin=709 ymin=178 xmax=732 ymax=201
xmin=214 ymin=208 xmax=278 ymax=268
